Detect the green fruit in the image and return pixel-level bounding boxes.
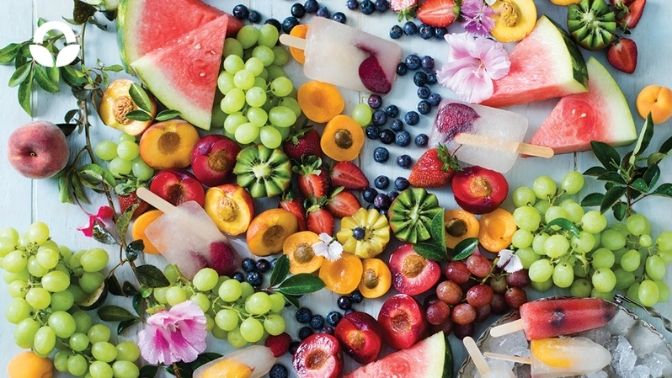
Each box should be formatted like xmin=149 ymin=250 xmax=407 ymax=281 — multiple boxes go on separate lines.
xmin=234 ymin=145 xmax=291 ymax=198
xmin=567 ymin=0 xmax=617 ymax=50
xmin=388 ymin=188 xmax=442 ymax=244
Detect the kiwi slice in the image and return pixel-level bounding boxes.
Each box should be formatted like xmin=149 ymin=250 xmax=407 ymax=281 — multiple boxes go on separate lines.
xmin=388 ymin=188 xmax=442 ymax=244
xmin=234 ymin=145 xmax=292 ymax=198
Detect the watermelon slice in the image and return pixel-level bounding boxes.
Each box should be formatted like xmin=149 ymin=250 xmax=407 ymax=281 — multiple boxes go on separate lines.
xmin=531 ymin=58 xmax=637 ymax=154
xmin=345 ymin=331 xmax=452 ymax=378
xmin=117 ymin=0 xmax=241 ymax=67
xmin=481 ymin=16 xmax=589 ymax=108
xmin=131 ymin=15 xmax=229 ymax=130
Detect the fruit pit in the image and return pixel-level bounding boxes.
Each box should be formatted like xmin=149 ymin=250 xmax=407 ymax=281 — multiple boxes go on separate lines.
xmin=207 ymin=150 xmax=232 ymax=172
xmin=158 ymin=132 xmax=181 ymax=154
xmin=363 ymin=269 xmax=379 ymax=289
xmin=113 ymin=96 xmax=135 ymax=125
xmin=216 ymin=197 xmax=239 ymax=222
xmin=401 ymin=254 xmax=426 ymax=278
xmin=334 ymin=129 xmax=353 ymax=149
xmin=294 ymin=243 xmax=315 ymax=263
xmin=263 ymin=225 xmax=285 ymax=246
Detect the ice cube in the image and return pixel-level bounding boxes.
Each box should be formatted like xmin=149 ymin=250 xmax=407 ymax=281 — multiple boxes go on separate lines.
xmin=476 ymin=359 xmax=515 ymax=378
xmin=628 ymin=322 xmax=665 ymax=357
xmin=642 ymin=352 xmax=672 ymax=378
xmin=580 ymin=327 xmax=611 ymax=346
xmin=583 ymin=371 xmax=608 ymax=378
xmin=482 ymin=329 xmax=530 ymax=357
xmin=630 ymin=364 xmax=652 ymax=378
xmin=606 ymin=309 xmax=637 ymax=335
xmin=611 ymin=336 xmax=637 ymax=376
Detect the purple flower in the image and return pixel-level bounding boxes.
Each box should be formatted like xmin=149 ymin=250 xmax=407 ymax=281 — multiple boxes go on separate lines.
xmin=461 ymin=0 xmax=496 ymax=36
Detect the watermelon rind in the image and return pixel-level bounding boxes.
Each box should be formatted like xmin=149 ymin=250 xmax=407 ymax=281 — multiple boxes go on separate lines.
xmin=546 ymin=17 xmax=589 ymax=89
xmin=442 ymin=332 xmax=454 ymax=378
xmin=424 ymin=331 xmax=447 ymax=378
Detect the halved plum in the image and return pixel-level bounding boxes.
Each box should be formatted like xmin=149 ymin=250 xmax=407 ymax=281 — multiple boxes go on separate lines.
xmin=389 ymin=244 xmax=441 ymax=296
xmin=451 ymin=166 xmax=508 ymax=214
xmin=150 ymin=169 xmax=205 ymax=206
xmin=334 ymin=311 xmax=383 ymax=364
xmin=377 ymin=294 xmax=427 ymax=350
xmin=293 ymin=333 xmax=343 ymax=378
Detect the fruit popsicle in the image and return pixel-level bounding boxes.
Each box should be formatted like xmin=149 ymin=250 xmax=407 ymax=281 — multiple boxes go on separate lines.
xmin=463 ymin=337 xmax=515 ymax=378
xmin=279 ymin=17 xmax=402 ymax=94
xmin=429 ymin=100 xmax=553 ymax=173
xmin=193 ymin=345 xmax=276 ymax=378
xmin=490 ymin=298 xmax=617 ymax=340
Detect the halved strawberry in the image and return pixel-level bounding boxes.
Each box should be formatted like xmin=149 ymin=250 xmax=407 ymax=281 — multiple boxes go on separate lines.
xmin=417 ymin=0 xmax=460 ymax=28
xmin=295 ymin=155 xmax=329 ymax=198
xmin=625 ymin=0 xmax=645 ymax=29
xmin=326 ymin=188 xmax=361 ymax=218
xmin=330 ymin=161 xmax=369 ymax=190
xmin=306 ymin=200 xmax=335 ymax=236
xmin=280 ymin=192 xmax=307 ymax=231
xmin=283 ymin=127 xmax=322 ymax=160
xmin=117 ymin=191 xmax=150 ymax=219
xmin=408 ymin=145 xmax=459 ymax=188
xmin=607 ymin=38 xmax=638 ymax=74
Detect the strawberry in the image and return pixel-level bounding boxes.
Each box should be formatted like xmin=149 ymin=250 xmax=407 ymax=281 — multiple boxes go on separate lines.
xmin=117 ymin=191 xmax=150 ymax=219
xmin=265 ymin=332 xmax=291 ymax=357
xmin=326 ymin=188 xmax=361 ymax=218
xmin=408 ymin=145 xmax=459 ymax=188
xmin=295 ymin=156 xmax=329 ymax=198
xmin=417 ymin=0 xmax=460 ymax=28
xmin=607 ymin=38 xmax=638 ymax=74
xmin=306 ymin=200 xmax=335 ymax=236
xmin=283 ymin=127 xmax=322 ymax=160
xmin=391 ymin=0 xmax=417 ymax=20
xmin=625 ymin=0 xmax=645 ymax=29
xmin=279 ymin=192 xmax=307 ymax=231
xmin=330 ymin=161 xmax=369 ymax=190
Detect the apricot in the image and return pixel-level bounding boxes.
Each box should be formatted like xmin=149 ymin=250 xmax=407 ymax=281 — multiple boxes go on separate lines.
xmin=131 ymin=209 xmax=163 ymax=254
xmin=637 ymin=85 xmax=672 ymax=125
xmin=8 ymin=351 xmax=53 ymax=378
xmin=200 ymin=359 xmax=252 ymax=378
xmin=444 ymin=209 xmax=480 ymax=249
xmin=321 ymin=115 xmax=365 ymax=162
xmin=491 ymin=0 xmax=537 ymax=43
xmin=297 ymin=81 xmax=345 ymax=123
xmin=139 ymin=120 xmax=199 ymax=169
xmin=247 ymin=209 xmax=298 ymax=256
xmin=283 ymin=231 xmax=324 ymax=274
xmin=99 ymin=79 xmax=156 ymax=135
xmin=205 ymin=184 xmax=255 ymax=236
xmin=289 ymin=24 xmax=308 ymax=64
xmin=358 ymin=258 xmax=391 ymax=299
xmin=319 ymin=253 xmax=363 ymax=294
xmin=478 ymin=208 xmax=516 ymax=253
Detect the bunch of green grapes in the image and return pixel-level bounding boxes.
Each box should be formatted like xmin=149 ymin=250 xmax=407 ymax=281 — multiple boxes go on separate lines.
xmin=0 ymin=223 xmax=140 ymax=378
xmin=218 ymin=24 xmax=300 ymax=149
xmin=94 ymin=133 xmax=154 ymax=180
xmin=152 ymin=265 xmax=286 ymax=349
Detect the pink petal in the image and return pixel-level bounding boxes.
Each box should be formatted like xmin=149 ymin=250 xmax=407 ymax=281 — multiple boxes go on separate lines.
xmin=77 ymin=216 xmax=96 ymax=237
xmin=444 ymin=33 xmax=473 ymax=61
xmin=482 ymin=45 xmax=511 ymax=80
xmin=139 ymin=325 xmax=173 ymax=365
xmin=96 ymin=205 xmax=115 ymax=219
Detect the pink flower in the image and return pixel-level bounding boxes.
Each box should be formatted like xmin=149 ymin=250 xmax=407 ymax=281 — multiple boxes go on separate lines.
xmin=436 ymin=33 xmax=510 ymax=103
xmin=461 ymin=0 xmax=495 ymax=36
xmin=138 ymin=301 xmax=207 ymax=365
xmin=77 ymin=205 xmax=115 ymax=237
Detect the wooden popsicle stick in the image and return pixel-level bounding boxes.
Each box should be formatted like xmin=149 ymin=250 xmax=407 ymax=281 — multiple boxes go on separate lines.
xmin=136 ymin=187 xmax=175 ymax=214
xmin=279 ymin=34 xmax=306 ymax=50
xmin=483 ymin=352 xmax=532 ymax=365
xmin=454 ymin=133 xmax=554 ymax=159
xmin=489 ymin=318 xmax=525 ymax=338
xmin=463 ymin=337 xmax=491 ymax=376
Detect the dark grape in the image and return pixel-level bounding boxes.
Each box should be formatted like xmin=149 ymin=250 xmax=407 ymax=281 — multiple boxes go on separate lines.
xmin=432 ymin=318 xmax=453 ymax=335
xmin=504 ymin=287 xmax=528 ymax=309
xmin=488 ymin=275 xmax=508 ymax=294
xmin=425 ymin=300 xmax=451 ymax=325
xmin=490 ymin=293 xmax=508 ymax=314
xmin=466 ymin=253 xmax=491 ymax=278
xmin=476 ymin=304 xmax=492 ymax=322
xmin=451 ymin=303 xmax=476 ymax=325
xmin=453 ymin=323 xmax=474 ymax=339
xmin=436 ymin=280 xmax=463 ymax=305
xmin=443 ymin=261 xmax=471 ymax=284
xmin=506 ymin=269 xmax=530 ymax=288
xmin=466 ymin=284 xmax=494 ymax=308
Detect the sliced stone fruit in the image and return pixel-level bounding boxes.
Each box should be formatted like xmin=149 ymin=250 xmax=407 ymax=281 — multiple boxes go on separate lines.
xmin=293 ymin=334 xmax=343 ymax=378
xmin=246 ymin=209 xmax=298 ymax=256
xmin=204 ymin=184 xmax=254 ymax=236
xmin=388 ymin=188 xmax=443 ymax=244
xmin=233 ymin=145 xmax=291 ymax=198
xmin=377 ymin=294 xmax=427 ymax=350
xmin=389 ymin=244 xmax=441 ymax=296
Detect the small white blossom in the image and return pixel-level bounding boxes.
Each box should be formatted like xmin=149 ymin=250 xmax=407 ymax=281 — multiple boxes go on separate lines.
xmin=312 ymin=233 xmax=343 ymax=261
xmin=496 ymin=249 xmax=523 ymax=273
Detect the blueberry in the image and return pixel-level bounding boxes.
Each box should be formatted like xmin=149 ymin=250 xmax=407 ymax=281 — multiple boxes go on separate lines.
xmin=379 ymin=129 xmax=394 ymax=144
xmin=346 ymin=0 xmax=359 ymax=10
xmin=373 ymin=110 xmax=388 ymax=126
xmin=405 ymin=54 xmax=421 ymax=70
xmin=337 ymin=296 xmax=353 ymax=310
xmin=434 ymin=27 xmax=448 ymax=39
xmin=304 ymin=0 xmax=319 ymax=13
xmin=298 ymin=326 xmax=314 ymax=340
xmin=248 ymin=10 xmax=262 ymax=23
xmin=269 ymin=364 xmax=289 ymax=378
xmin=373 ymin=147 xmax=389 ymax=163
xmin=415 ymin=133 xmax=429 ymax=147
xmin=394 ymin=177 xmax=410 ymax=191
xmin=404 ymin=111 xmax=420 ymax=125
xmin=390 ymin=119 xmax=404 ymax=132
xmin=310 ymin=315 xmax=325 ymax=330
xmin=397 ymin=154 xmax=412 ymax=168
xmin=232 ymin=4 xmax=249 ymax=19
xmin=375 ymin=0 xmax=389 ymax=12
xmin=395 ymin=130 xmax=411 ymax=147
xmin=385 ymin=105 xmax=399 ymax=118
xmin=413 ymin=71 xmax=428 ymax=86
xmin=295 ymin=307 xmax=313 ymax=323
xmin=396 ymin=63 xmax=408 ymax=76
xmin=289 ymin=341 xmax=301 ymax=354
xmin=255 ymin=259 xmax=271 ymax=273
xmin=388 ymin=191 xmax=399 ymax=200
xmin=426 ymin=72 xmax=437 ymax=85
xmin=326 ymin=311 xmax=342 ymax=326
xmin=374 ymin=175 xmax=390 ymax=189
xmin=365 ymin=126 xmax=380 ymax=140
xmin=367 ymin=94 xmax=382 ymax=109
xmin=373 ymin=193 xmax=391 ymax=210
xmin=350 ymin=291 xmax=364 ymax=303
xmin=282 ymin=17 xmax=299 ymax=33
xmin=362 ymin=187 xmax=378 ymax=203
xmin=417 ymin=100 xmax=432 ymax=115
xmin=242 ymin=258 xmax=257 ymax=272
xmin=332 ymin=12 xmax=347 ymax=23
xmin=291 ymin=3 xmax=306 ymax=18
xmin=246 ymin=271 xmax=263 ymax=287
xmin=403 ymin=21 xmax=418 ymax=35
xmin=421 ymin=56 xmax=435 ymax=70
xmin=417 ymin=86 xmax=431 ymax=99
xmin=360 ymin=0 xmax=375 ymax=14
xmin=264 ymin=18 xmax=282 ymax=31
xmin=316 ymin=6 xmax=331 ymax=17
xmin=389 ymin=25 xmax=403 ymax=39
xmin=352 ymin=227 xmax=366 ymax=240
xmin=419 ymin=24 xmax=434 ymax=39
xmin=232 ymin=271 xmax=245 ymax=282
xmin=428 ymin=92 xmax=442 ymax=106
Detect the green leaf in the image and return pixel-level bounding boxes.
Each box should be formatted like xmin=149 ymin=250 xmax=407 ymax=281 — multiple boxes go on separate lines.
xmin=276 ymin=274 xmax=325 ymax=296
xmin=58 ymin=173 xmax=73 ymax=204
xmin=452 ymin=238 xmax=478 ymax=260
xmin=591 ymin=141 xmax=620 ymax=170
xmin=129 ymin=83 xmax=153 ymax=113
xmin=115 ymin=204 xmax=138 ymax=243
xmin=73 ymin=0 xmax=96 ymax=24
xmin=545 ymin=218 xmax=580 ymax=237
xmin=105 ymin=274 xmax=123 ymax=296
xmin=139 ymin=365 xmax=159 ymax=378
xmin=104 ymin=64 xmax=124 ymax=72
xmin=643 ymin=165 xmax=661 ymax=189
xmin=126 ymin=109 xmax=152 ymax=122
xmin=613 ymin=201 xmax=627 ymax=221
xmin=270 ymin=255 xmax=290 ymax=287
xmin=122 ymin=281 xmax=138 ymax=296
xmin=9 ymin=62 xmax=31 ymax=87
xmin=34 ymin=65 xmax=60 ymax=93
xmin=414 ymin=242 xmax=448 ymax=262
xmin=79 ymin=163 xmax=116 ymax=188
xmin=17 ymin=70 xmax=33 ymax=115
xmin=126 ymin=239 xmax=143 ymax=262
xmin=136 ymin=264 xmax=170 ymax=288
xmin=70 ymin=172 xmax=90 ymax=204
xmin=652 ymin=183 xmax=672 ymax=198
xmin=660 ymin=135 xmax=672 ymax=154
xmin=117 ymin=318 xmax=138 ymax=335
xmin=62 ymin=66 xmax=87 ymax=86
xmin=92 ymin=222 xmax=116 ymax=244
xmin=631 ymin=178 xmax=649 ymax=193
xmin=97 ymin=305 xmax=138 ymax=322
xmin=600 ymin=186 xmax=627 ymax=213
xmin=597 ymin=171 xmax=626 ymax=185
xmin=155 ymin=109 xmax=181 ymax=121
xmin=282 ymin=294 xmax=300 ymax=308
xmin=583 ymin=166 xmax=608 ymax=176
xmin=0 ymin=43 xmax=21 ymax=65
xmin=581 ymin=193 xmax=604 ymax=207
xmin=648 ymin=152 xmax=667 ymax=166
xmin=630 ymin=114 xmax=655 ymax=165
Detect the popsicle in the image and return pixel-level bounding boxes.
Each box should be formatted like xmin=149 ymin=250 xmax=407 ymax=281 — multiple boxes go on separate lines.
xmin=429 ymin=100 xmax=554 ymax=173
xmin=137 ymin=187 xmax=232 ymax=279
xmin=193 ymin=345 xmax=276 ymax=378
xmin=279 ymin=17 xmax=402 ymax=94
xmin=485 ymin=337 xmax=612 ymax=378
xmin=463 ymin=337 xmax=515 ymax=378
xmin=490 ymin=298 xmax=617 ymax=339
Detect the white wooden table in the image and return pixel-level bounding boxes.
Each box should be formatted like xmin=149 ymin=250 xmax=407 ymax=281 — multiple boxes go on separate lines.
xmin=1 ymin=0 xmax=671 ymax=376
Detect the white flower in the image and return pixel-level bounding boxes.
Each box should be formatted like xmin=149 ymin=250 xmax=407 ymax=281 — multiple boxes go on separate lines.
xmin=484 ymin=0 xmax=496 ymax=5
xmin=496 ymin=249 xmax=523 ymax=273
xmin=312 ymin=233 xmax=343 ymax=261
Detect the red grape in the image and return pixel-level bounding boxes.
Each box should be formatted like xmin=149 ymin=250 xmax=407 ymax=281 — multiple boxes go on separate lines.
xmin=466 ymin=253 xmax=491 ymax=278
xmin=504 ymin=287 xmax=527 ymax=309
xmin=425 ymin=300 xmax=451 ymax=325
xmin=443 ymin=261 xmax=471 ymax=284
xmin=422 ymin=294 xmax=438 ymax=308
xmin=488 ymin=275 xmax=508 ymax=293
xmin=476 ymin=304 xmax=492 ymax=322
xmin=490 ymin=293 xmax=508 ymax=314
xmin=453 ymin=323 xmax=474 ymax=339
xmin=466 ymin=284 xmax=494 ymax=308
xmin=431 ymin=318 xmax=453 ymax=335
xmin=506 ymin=270 xmax=530 ymax=288
xmin=436 ymin=280 xmax=463 ymax=305
xmin=451 ymin=303 xmax=477 ymax=325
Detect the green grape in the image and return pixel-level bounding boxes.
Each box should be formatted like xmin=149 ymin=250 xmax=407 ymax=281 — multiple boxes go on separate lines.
xmin=219 ymin=279 xmax=242 ymax=302
xmin=272 ymin=46 xmax=290 ymax=66
xmin=164 ymin=264 xmax=181 ymax=284
xmin=28 ymin=256 xmax=48 ymax=277
xmin=193 ymin=268 xmax=219 ymax=292
xmin=515 ymin=248 xmax=539 ymax=269
xmin=69 ymin=285 xmax=85 ymax=303
xmin=252 ymin=45 xmax=275 ymax=66
xmin=0 ymin=227 xmax=19 ymax=243
xmin=81 ymin=248 xmax=109 ymax=272
xmin=591 ymin=268 xmax=616 ymax=293
xmin=591 ymin=248 xmax=615 ymax=269
xmin=234 ymin=69 xmax=255 ymax=90
xmin=639 ymin=234 xmax=653 ymax=248
xmin=94 ymin=140 xmax=118 ymax=161
xmin=544 ymin=206 xmax=568 ymax=223
xmin=532 ymin=233 xmax=549 ymax=255
xmin=263 ymin=314 xmax=286 ymax=336
xmin=117 ymin=141 xmax=139 ymax=161
xmin=33 ymin=326 xmax=56 ymax=355
xmin=67 ymin=354 xmax=89 ymax=376
xmin=581 ymin=211 xmax=607 ymax=234
xmin=253 ymin=77 xmax=267 ymax=89
xmin=655 ymin=280 xmax=669 ymax=302
xmin=560 ymin=200 xmax=584 ymax=223
xmin=544 ymin=234 xmax=570 ymax=258
xmin=25 ymin=287 xmax=51 ymax=310
xmin=227 ymin=327 xmax=248 ymax=348
xmin=67 ymin=251 xmax=83 ymax=269
xmin=206 ymin=315 xmax=215 ymax=331
xmin=511 ymin=229 xmax=533 ymax=248
xmin=513 ymin=206 xmax=541 ymax=231
xmin=351 ymin=103 xmax=373 ymax=126
xmin=614 ymin=268 xmax=636 ymax=290
xmin=528 ymin=259 xmax=553 ymax=282
xmin=240 ymin=282 xmax=254 ymax=299
xmin=626 ymin=213 xmax=650 ymax=236
xmin=656 ymin=231 xmax=672 ymax=251
xmin=532 ymin=176 xmax=557 ymax=199
xmin=3 ymin=270 xmax=29 ymax=284
xmin=165 ymin=286 xmax=187 ymax=306
xmin=531 ymin=278 xmax=553 ymax=292
xmin=88 ymin=324 xmax=111 ymax=343
xmin=571 ymin=231 xmax=596 ymax=253
xmin=570 ymin=278 xmax=592 ymax=298
xmin=660 ymin=249 xmax=672 ymax=264
xmin=258 ymin=24 xmax=280 ymax=47
xmin=153 ymin=287 xmax=168 ymax=304
xmin=591 ymin=288 xmax=614 ymax=301
xmin=14 ymin=318 xmax=40 ymax=348
xmin=235 ymin=123 xmax=260 ymax=144
xmin=245 ymin=292 xmax=272 ymax=315
xmin=269 ymin=106 xmax=297 ymax=128
xmin=627 ymin=282 xmax=641 ymax=302
xmin=108 ymin=158 xmax=133 ymax=177
xmin=89 ymin=360 xmax=114 ymax=378
xmin=224 ymin=112 xmax=248 ymax=134
xmin=3 ymin=250 xmax=27 ymax=272
xmin=54 ymin=351 xmax=70 ymax=372
xmin=573 ymin=261 xmax=589 ymax=278
xmin=52 ymin=290 xmax=76 ymax=313
xmin=116 ymin=341 xmax=141 ymax=361
xmin=277 ymin=124 xmax=291 ymax=140
xmin=269 ymin=293 xmax=285 ymax=313
xmin=645 ymin=255 xmax=666 ymax=280
xmin=638 ymin=279 xmax=659 ymax=306
xmin=600 ymin=228 xmax=626 ymax=250
xmin=240 ymin=317 xmax=264 ymax=342
xmin=218 ymin=71 xmax=236 ymax=94
xmin=260 ymin=126 xmax=283 ymax=149
xmin=512 ymin=187 xmax=536 ymax=207
xmin=280 ymin=97 xmax=302 ymax=117
xmin=247 ymin=107 xmax=268 ymax=127
xmin=259 ymin=68 xmax=269 ymax=80
xmin=560 ymin=171 xmax=584 ymax=195
xmin=191 ymin=293 xmax=211 ymax=312
xmin=224 ymin=55 xmax=245 ymax=74
xmin=132 ymin=159 xmax=154 ymax=181
xmin=620 ymin=249 xmax=641 ymax=272
xmin=8 ymin=279 xmax=28 ymax=298
xmin=48 ymin=311 xmax=77 ymax=338
xmin=534 ymin=199 xmax=551 ymax=215
xmin=267 ymin=65 xmax=286 ymax=80
xmin=552 ymin=262 xmax=574 ymax=288
xmin=70 ymin=332 xmax=90 ymax=352
xmin=246 ymin=87 xmax=268 ymax=108
xmin=73 ymin=311 xmax=93 ymax=333
xmin=221 ymin=88 xmax=246 ymax=114
xmin=0 ymin=237 xmax=16 ymax=257
xmin=112 ymin=361 xmax=140 ymax=378
xmin=236 ymin=25 xmax=260 ymax=49
xmin=36 ymin=246 xmax=60 ymax=269
xmin=42 ymin=270 xmax=70 ymax=292
xmin=270 ymin=77 xmax=293 ymax=97
xmin=92 ymin=341 xmax=118 ymax=362
xmin=224 ymin=37 xmax=244 ymax=57
xmin=245 ymin=57 xmax=265 ymax=76
xmin=119 ymin=133 xmax=136 ymax=142
xmin=212 ymin=325 xmax=227 ymax=339
xmin=215 ymin=309 xmax=239 ymax=331
xmin=26 ymin=221 xmax=50 ymax=244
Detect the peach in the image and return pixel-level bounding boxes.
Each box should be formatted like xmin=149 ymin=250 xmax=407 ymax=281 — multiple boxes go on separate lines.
xmin=191 ymin=135 xmax=241 ymax=187
xmin=8 ymin=351 xmax=53 ymax=378
xmin=139 ymin=120 xmax=199 ymax=169
xmin=246 ymin=209 xmax=298 ymax=256
xmin=205 ymin=184 xmax=254 ymax=236
xmin=8 ymin=121 xmax=69 ymax=179
xmin=99 ymin=79 xmax=156 ymax=135
xmin=131 ymin=210 xmax=163 ymax=254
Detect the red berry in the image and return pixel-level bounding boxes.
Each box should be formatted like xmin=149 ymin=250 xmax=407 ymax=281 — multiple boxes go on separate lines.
xmin=453 ymin=323 xmax=474 ymax=339
xmin=489 ymin=275 xmax=508 ymax=294
xmin=425 ymin=300 xmax=451 ymax=325
xmin=265 ymin=332 xmax=292 ymax=357
xmin=490 ymin=293 xmax=508 ymax=314
xmin=476 ymin=304 xmax=491 ymax=322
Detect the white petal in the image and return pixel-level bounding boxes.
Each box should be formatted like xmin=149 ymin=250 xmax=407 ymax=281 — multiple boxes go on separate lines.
xmin=312 ymin=242 xmax=329 ymax=258
xmin=318 ymin=233 xmax=333 ymax=243
xmin=326 ymin=242 xmax=344 ymax=261
xmin=496 ymin=249 xmax=515 ymax=268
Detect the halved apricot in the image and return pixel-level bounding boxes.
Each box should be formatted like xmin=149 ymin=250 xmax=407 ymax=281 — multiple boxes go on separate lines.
xmin=283 ymin=231 xmax=324 ymax=274
xmin=319 ymin=253 xmax=363 ymax=294
xmin=478 ymin=208 xmax=516 ymax=253
xmin=358 ymin=258 xmax=391 ymax=299
xmin=139 ymin=120 xmax=199 ymax=169
xmin=247 ymin=209 xmax=298 ymax=256
xmin=131 ymin=209 xmax=163 ymax=254
xmin=297 ymin=81 xmax=345 ymax=123
xmin=637 ymin=85 xmax=672 ymax=124
xmin=8 ymin=351 xmax=53 ymax=378
xmin=205 ymin=184 xmax=255 ymax=236
xmin=321 ymin=115 xmax=365 ymax=162
xmin=289 ymin=24 xmax=308 ymax=64
xmin=444 ymin=209 xmax=480 ymax=249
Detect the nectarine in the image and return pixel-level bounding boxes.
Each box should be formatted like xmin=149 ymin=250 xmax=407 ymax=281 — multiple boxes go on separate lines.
xmin=8 ymin=121 xmax=69 ymax=179
xmin=191 ymin=135 xmax=240 ymax=187
xmin=150 ymin=169 xmax=205 ymax=206
xmin=139 ymin=120 xmax=199 ymax=169
xmin=99 ymin=79 xmax=156 ymax=135
xmin=205 ymin=184 xmax=254 ymax=236
xmin=247 ymin=209 xmax=298 ymax=256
